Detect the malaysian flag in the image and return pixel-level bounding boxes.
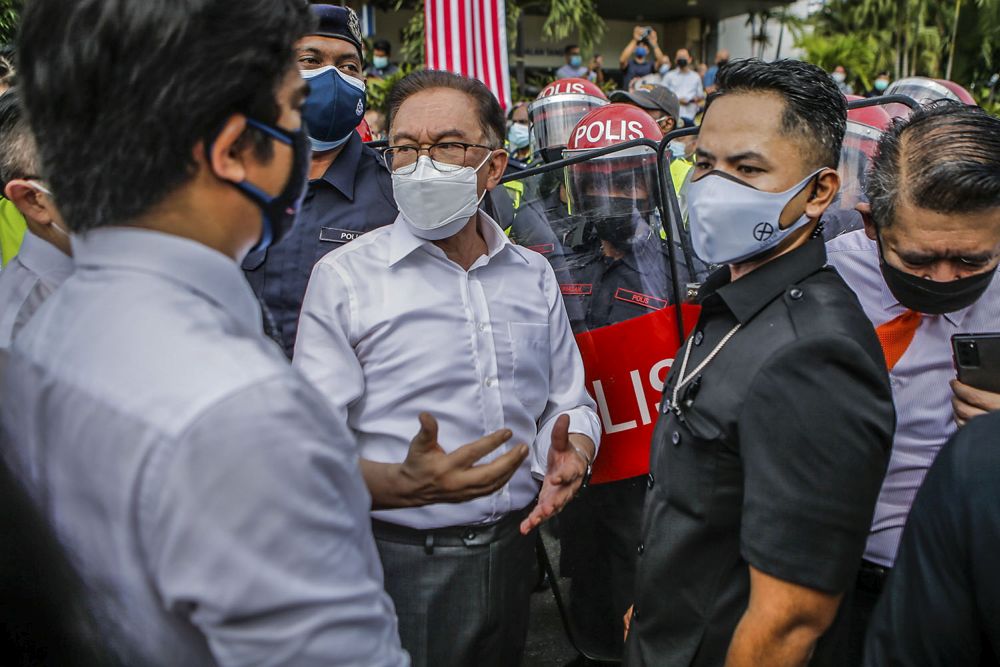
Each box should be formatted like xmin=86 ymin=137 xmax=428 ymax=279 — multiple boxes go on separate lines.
xmin=424 ymin=0 xmax=512 ymax=110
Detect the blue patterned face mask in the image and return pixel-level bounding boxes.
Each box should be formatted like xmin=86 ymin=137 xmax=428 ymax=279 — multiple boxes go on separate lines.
xmin=300 ymin=66 xmax=367 ymax=152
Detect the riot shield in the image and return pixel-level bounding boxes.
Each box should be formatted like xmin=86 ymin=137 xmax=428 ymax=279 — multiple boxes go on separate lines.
xmin=501 ymin=140 xmax=698 ymax=662
xmin=824 ymin=95 xmax=920 ymax=241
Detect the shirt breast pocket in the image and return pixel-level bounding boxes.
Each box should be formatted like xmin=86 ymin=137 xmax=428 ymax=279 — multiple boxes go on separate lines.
xmin=508 ymin=322 xmax=551 ymax=416
xmin=662 ymin=417 xmax=721 ymax=520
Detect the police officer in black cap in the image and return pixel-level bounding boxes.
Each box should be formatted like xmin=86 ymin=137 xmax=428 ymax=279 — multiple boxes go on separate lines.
xmin=243 ymin=4 xmax=397 ymax=357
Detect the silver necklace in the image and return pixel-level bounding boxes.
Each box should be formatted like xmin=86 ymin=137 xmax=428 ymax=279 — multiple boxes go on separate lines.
xmin=669 ymin=323 xmax=742 ymax=418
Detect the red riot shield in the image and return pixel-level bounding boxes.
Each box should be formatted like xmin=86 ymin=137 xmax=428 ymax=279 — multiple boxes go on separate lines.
xmin=501 ymin=139 xmax=699 ymax=662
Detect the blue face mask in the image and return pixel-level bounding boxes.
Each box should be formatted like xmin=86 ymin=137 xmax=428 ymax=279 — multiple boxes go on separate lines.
xmin=300 ymin=66 xmax=367 ymax=152
xmin=213 ymin=118 xmax=311 ymax=256
xmin=373 ymin=55 xmax=389 ymax=70
xmin=635 ymin=46 xmax=648 ymax=58
xmin=507 ymin=123 xmax=530 ymax=150
xmin=874 ymin=78 xmax=889 ymax=92
xmin=569 ymin=54 xmax=583 ymax=67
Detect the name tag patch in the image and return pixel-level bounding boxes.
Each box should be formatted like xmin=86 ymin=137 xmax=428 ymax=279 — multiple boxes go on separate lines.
xmin=527 ymin=243 xmax=555 ymax=255
xmin=320 ymin=227 xmax=363 ymax=243
xmin=561 ymin=283 xmax=593 ymax=296
xmin=615 ymin=288 xmax=666 ymax=311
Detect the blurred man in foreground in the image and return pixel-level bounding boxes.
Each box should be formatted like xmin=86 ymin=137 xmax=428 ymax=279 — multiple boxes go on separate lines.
xmin=1 ymin=1 xmax=410 ymax=663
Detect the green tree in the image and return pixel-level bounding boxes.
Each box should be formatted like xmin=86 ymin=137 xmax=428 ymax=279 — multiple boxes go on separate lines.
xmin=0 ymin=0 xmax=20 ymax=45
xmin=797 ymin=0 xmax=999 ymax=93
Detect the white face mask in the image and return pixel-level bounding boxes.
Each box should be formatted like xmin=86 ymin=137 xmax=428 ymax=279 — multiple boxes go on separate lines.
xmin=832 ymin=72 xmax=846 ymax=83
xmin=391 ymin=154 xmax=492 ymax=240
xmin=687 ymin=169 xmax=822 ymax=265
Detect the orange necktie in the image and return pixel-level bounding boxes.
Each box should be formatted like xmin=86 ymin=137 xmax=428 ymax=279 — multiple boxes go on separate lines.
xmin=875 ymin=309 xmax=921 ymax=371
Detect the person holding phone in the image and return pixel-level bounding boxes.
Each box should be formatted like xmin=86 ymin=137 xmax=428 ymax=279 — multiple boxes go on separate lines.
xmin=619 ymin=26 xmax=666 ymax=90
xmin=825 ymin=101 xmax=1000 ymax=664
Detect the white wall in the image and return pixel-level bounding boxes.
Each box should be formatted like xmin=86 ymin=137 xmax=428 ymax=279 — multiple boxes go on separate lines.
xmin=714 ymin=0 xmax=815 ymax=61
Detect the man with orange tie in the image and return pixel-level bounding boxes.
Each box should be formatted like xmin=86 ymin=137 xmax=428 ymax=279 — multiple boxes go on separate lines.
xmin=825 ymin=101 xmax=1000 ymax=664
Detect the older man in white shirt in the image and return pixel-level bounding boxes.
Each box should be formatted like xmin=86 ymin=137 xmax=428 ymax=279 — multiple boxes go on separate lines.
xmin=295 ymin=70 xmax=601 ymax=667
xmin=0 ymin=88 xmax=72 ymax=348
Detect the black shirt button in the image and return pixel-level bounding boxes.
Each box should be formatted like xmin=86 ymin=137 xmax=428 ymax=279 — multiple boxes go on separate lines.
xmin=464 ymin=530 xmax=476 ymax=541
xmin=789 ymin=287 xmax=803 ymax=300
xmin=647 ymin=473 xmax=655 ymax=488
xmin=637 ymin=542 xmax=645 ymax=555
xmin=694 ymin=330 xmax=704 ymax=346
xmin=672 ymin=431 xmax=681 ymax=446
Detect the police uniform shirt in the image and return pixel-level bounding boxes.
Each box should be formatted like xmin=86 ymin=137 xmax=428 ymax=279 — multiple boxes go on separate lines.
xmin=243 ymin=131 xmax=397 ymax=357
xmin=626 ymin=237 xmax=895 ymax=667
xmin=864 ymin=412 xmax=1000 ymax=667
xmin=1 ymin=227 xmax=406 ymax=666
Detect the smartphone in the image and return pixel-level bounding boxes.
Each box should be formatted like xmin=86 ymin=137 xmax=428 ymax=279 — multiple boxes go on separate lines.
xmin=952 ymin=333 xmax=1000 ymax=393
xmin=641 ymin=27 xmax=652 ymax=40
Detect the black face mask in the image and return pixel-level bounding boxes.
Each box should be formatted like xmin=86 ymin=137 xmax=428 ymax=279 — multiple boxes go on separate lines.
xmin=717 ymin=59 xmax=728 ymax=67
xmin=876 ymin=232 xmax=997 ymax=314
xmin=676 ymin=58 xmax=689 ymax=68
xmin=214 ymin=117 xmax=311 ymax=256
xmin=578 ymin=195 xmax=646 ymax=250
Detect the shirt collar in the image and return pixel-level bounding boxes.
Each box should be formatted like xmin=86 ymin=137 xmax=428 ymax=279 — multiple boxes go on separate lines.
xmin=388 ymin=209 xmax=526 ymax=268
xmin=700 ymin=236 xmax=828 ymax=324
xmin=316 ymin=131 xmax=363 ymax=200
xmin=17 ymin=231 xmax=74 ymax=284
xmin=71 ymin=227 xmax=262 ymax=333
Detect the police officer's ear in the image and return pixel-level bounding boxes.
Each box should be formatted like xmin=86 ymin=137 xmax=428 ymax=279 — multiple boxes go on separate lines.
xmin=856 ymin=201 xmax=878 ymax=241
xmin=202 ymin=114 xmax=253 ymax=184
xmin=802 ymin=167 xmax=840 ymax=222
xmin=482 ymin=148 xmax=509 ymax=192
xmin=4 ymin=179 xmax=51 ymax=226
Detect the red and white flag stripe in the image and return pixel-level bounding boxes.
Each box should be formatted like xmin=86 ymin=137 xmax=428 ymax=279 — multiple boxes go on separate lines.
xmin=424 ymin=0 xmax=511 ymax=110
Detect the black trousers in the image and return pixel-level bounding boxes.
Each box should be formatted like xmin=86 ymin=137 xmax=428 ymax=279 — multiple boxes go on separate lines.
xmin=842 ymin=559 xmax=890 ymax=666
xmin=374 ymin=510 xmax=537 ymax=667
xmin=558 ymin=476 xmax=647 ymax=659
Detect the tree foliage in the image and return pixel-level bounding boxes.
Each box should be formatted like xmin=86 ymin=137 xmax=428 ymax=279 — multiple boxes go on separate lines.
xmin=798 ymin=0 xmax=1000 ymax=95
xmin=0 ymin=0 xmax=20 ymax=45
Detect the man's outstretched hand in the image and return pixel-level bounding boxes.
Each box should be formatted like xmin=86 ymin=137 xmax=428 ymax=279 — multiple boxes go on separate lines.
xmin=520 ymin=414 xmax=595 ymax=535
xmin=363 ymin=412 xmax=529 ymax=510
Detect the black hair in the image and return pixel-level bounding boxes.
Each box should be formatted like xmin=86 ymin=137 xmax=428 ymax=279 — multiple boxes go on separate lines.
xmin=0 ymin=87 xmax=40 ymax=188
xmin=17 ymin=0 xmax=314 ymax=233
xmin=866 ymin=101 xmax=1000 ymax=229
xmin=373 ymin=39 xmax=391 ymax=55
xmin=564 ymin=44 xmax=580 ymax=56
xmin=712 ymin=58 xmax=847 ymax=170
xmin=387 ymin=70 xmax=505 ymax=147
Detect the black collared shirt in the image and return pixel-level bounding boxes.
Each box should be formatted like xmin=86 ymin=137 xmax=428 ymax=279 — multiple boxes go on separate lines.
xmin=243 ymin=132 xmax=397 ymax=357
xmin=865 ymin=412 xmax=1000 ymax=667
xmin=626 ymin=238 xmax=894 ymax=667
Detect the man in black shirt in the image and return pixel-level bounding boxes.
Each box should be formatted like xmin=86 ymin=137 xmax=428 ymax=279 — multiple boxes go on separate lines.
xmin=864 ymin=412 xmax=1000 ymax=666
xmin=624 ymin=59 xmax=895 ymax=667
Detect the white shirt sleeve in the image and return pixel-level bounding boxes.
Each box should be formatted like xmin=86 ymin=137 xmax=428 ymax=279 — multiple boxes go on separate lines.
xmin=293 ymin=260 xmax=366 ymax=420
xmin=531 ymin=261 xmax=602 ymax=476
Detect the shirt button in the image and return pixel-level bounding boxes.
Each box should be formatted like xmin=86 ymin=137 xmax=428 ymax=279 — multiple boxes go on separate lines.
xmin=464 ymin=530 xmax=476 ymax=541
xmin=789 ymin=287 xmax=803 ymax=300
xmin=485 ymin=377 xmax=497 ymax=387
xmin=672 ymin=431 xmax=681 ymax=446
xmin=694 ymin=330 xmax=704 ymax=346
xmin=637 ymin=542 xmax=645 ymax=555
xmin=477 ymin=322 xmax=487 ymax=332
xmin=647 ymin=473 xmax=655 ymax=489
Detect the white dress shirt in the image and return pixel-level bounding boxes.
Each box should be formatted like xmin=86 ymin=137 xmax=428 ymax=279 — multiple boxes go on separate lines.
xmin=294 ymin=212 xmax=601 ymax=530
xmin=1 ymin=227 xmax=407 ymax=667
xmin=661 ymin=68 xmax=705 ymax=119
xmin=0 ymin=231 xmax=73 ymax=348
xmin=827 ymin=229 xmax=1000 ymax=567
